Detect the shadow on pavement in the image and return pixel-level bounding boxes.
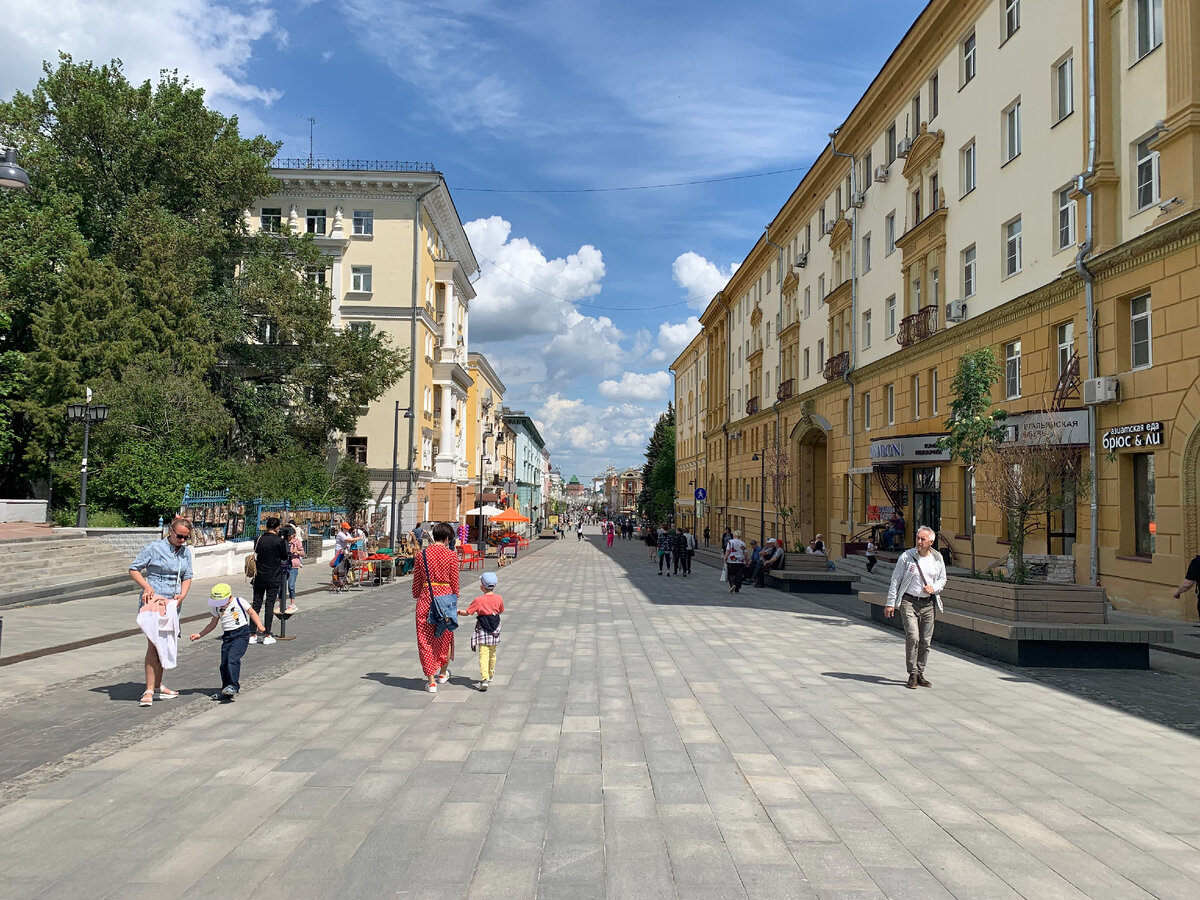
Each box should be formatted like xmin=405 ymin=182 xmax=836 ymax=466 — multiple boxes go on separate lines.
xmin=362 ymin=671 xmax=433 ymax=692
xmin=822 ymin=671 xmax=910 ymax=686
xmin=89 ymin=681 xmax=211 ymax=702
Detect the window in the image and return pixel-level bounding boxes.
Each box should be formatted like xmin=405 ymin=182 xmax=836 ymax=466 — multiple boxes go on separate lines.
xmin=862 ymin=233 xmax=872 ymax=273
xmin=962 ymin=32 xmax=977 ymax=84
xmin=1057 ymin=186 xmax=1077 ymax=251
xmin=1136 ymin=137 xmax=1160 ymax=211
xmin=1131 ymin=294 xmax=1152 ymax=369
xmin=1003 ymin=100 xmax=1022 ymax=163
xmin=305 ymin=266 xmax=326 ymax=286
xmin=885 ymin=212 xmax=896 ymax=254
xmin=804 ymin=287 xmax=811 ymax=318
xmin=818 ymin=339 xmax=825 ymax=368
xmin=818 ymin=275 xmax=825 ymax=302
xmin=929 ymin=72 xmax=940 ymax=120
xmin=862 ymin=310 xmax=872 ymax=349
xmin=256 ymin=318 xmax=280 ymax=344
xmin=1005 ymin=340 xmax=1022 ymax=398
xmin=351 ymin=265 xmax=373 ymax=292
xmin=887 ymin=384 xmax=895 ymax=425
xmin=931 ymin=368 xmax=939 ymax=414
xmin=1004 ymin=218 xmax=1023 ymax=277
xmin=886 ymin=295 xmax=897 ymax=337
xmin=349 ymin=322 xmax=372 ymax=337
xmin=963 ymin=245 xmax=977 ymax=297
xmin=912 ymin=374 xmax=921 ymax=419
xmin=863 ymin=392 xmax=872 ymax=432
xmin=1135 ymin=0 xmax=1164 ymax=61
xmin=1057 ymin=321 xmax=1075 ymax=374
xmin=1133 ymin=452 xmax=1156 ymax=555
xmin=887 ymin=124 xmax=898 ymax=164
xmin=863 ymin=150 xmax=873 ymax=188
xmin=912 ymin=95 xmax=921 ymax=131
xmin=961 ymin=140 xmax=977 ymax=196
xmin=352 ymin=210 xmax=374 ymax=236
xmin=1055 ymin=55 xmax=1074 ymax=122
xmin=306 ymin=208 xmax=327 ymax=235
xmin=346 ymin=437 xmax=368 ymax=464
xmin=930 ymin=173 xmax=939 ymax=211
xmin=1003 ymin=0 xmax=1020 ymax=41
xmin=259 ymin=207 xmax=282 ymax=233
xmin=803 ymin=347 xmax=810 ymax=379
xmin=931 ymin=268 xmax=940 ymax=308
xmin=913 ymin=187 xmax=922 ymax=224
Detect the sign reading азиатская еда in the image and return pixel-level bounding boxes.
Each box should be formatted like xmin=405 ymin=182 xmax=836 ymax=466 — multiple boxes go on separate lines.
xmin=1102 ymin=421 xmax=1163 ymax=451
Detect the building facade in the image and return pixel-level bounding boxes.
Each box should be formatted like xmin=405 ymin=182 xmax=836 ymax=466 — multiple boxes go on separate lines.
xmin=254 ymin=162 xmax=479 ymax=535
xmin=678 ymin=0 xmax=1200 ymax=618
xmin=502 ymin=408 xmax=547 ymax=528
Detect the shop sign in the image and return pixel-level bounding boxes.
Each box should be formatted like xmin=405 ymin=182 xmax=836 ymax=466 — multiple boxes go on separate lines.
xmin=866 ymin=505 xmax=882 ymax=523
xmin=1101 ymin=421 xmax=1163 ymax=451
xmin=868 ymin=434 xmax=951 ymax=465
xmin=1002 ymin=410 xmax=1090 ymax=447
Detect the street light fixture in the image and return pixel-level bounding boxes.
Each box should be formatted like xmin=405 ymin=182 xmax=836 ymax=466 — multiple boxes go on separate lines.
xmin=66 ymin=388 xmax=109 ymax=528
xmin=390 ymin=402 xmax=414 ymax=548
xmin=0 ymin=148 xmax=31 ymax=193
xmin=751 ymin=449 xmax=766 ymax=547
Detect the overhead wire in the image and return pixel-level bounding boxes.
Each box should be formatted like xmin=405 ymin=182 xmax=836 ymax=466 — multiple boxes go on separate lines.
xmin=455 ymin=164 xmax=813 ymax=194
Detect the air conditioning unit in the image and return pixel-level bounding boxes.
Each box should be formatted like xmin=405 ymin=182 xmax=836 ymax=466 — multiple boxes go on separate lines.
xmin=849 ymin=191 xmax=865 ymax=208
xmin=821 ymin=219 xmax=836 ymax=236
xmin=946 ymin=300 xmax=967 ymax=321
xmin=874 ymin=164 xmax=890 ymax=183
xmin=1083 ymin=376 xmax=1119 ymax=405
xmin=896 ymin=137 xmax=913 ymax=158
xmin=793 ymin=251 xmax=808 ymax=269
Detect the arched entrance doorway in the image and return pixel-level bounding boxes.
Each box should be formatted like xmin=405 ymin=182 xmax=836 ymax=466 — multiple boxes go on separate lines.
xmin=790 ymin=417 xmax=830 ymax=551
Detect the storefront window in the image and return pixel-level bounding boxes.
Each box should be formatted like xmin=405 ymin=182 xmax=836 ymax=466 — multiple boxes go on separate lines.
xmin=1134 ymin=453 xmax=1155 ymax=556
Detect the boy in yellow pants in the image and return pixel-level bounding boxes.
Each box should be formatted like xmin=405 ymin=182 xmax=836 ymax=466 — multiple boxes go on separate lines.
xmin=460 ymin=571 xmax=505 ymax=691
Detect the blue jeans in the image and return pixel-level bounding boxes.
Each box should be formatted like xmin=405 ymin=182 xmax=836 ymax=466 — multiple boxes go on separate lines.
xmin=220 ymin=625 xmax=251 ymax=693
xmin=286 ymin=567 xmax=299 ymax=600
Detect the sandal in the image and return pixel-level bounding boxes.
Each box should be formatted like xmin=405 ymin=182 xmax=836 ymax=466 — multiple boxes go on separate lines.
xmin=139 ymin=690 xmax=154 ymax=707
xmin=154 ymin=688 xmax=180 ymax=700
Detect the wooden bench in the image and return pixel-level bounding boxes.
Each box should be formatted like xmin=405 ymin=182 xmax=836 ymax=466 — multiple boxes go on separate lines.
xmin=766 ymin=555 xmax=860 ymax=595
xmin=860 ymin=591 xmax=1173 ymax=669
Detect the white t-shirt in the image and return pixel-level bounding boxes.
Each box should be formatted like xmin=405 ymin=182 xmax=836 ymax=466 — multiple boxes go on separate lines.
xmin=726 ymin=538 xmax=747 ymax=564
xmin=213 ymin=597 xmax=253 ymax=631
xmin=914 ymin=551 xmax=940 ymax=591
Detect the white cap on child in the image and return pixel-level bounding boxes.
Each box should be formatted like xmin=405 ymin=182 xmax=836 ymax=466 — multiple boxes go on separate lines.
xmin=480 ymin=572 xmax=498 ymax=588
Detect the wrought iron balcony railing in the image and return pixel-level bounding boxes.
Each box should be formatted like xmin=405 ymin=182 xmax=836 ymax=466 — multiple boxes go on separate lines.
xmin=823 ymin=351 xmax=850 ymax=381
xmin=746 ymin=396 xmax=760 ymax=415
xmin=776 ymin=378 xmax=794 ymax=401
xmin=897 ymin=304 xmax=939 ymax=348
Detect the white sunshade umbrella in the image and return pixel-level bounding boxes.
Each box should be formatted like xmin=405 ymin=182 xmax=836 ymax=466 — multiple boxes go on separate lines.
xmin=466 ymin=505 xmax=504 ymax=517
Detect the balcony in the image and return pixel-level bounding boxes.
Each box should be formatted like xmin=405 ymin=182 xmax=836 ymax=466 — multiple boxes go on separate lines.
xmin=746 ymin=396 xmax=760 ymax=415
xmin=776 ymin=378 xmax=794 ymax=401
xmin=897 ymin=304 xmax=939 ymax=348
xmin=823 ymin=350 xmax=850 ymax=381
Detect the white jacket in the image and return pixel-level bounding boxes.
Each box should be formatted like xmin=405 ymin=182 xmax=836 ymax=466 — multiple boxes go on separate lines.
xmin=885 ymin=548 xmax=947 ymax=612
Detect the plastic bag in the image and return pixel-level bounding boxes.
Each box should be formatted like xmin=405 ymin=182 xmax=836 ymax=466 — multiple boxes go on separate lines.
xmin=720 ymin=563 xmax=728 ymax=582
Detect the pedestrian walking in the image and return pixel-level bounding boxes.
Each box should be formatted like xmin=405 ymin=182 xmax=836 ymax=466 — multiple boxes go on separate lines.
xmin=865 ymin=539 xmax=878 ymax=574
xmin=249 ymin=517 xmax=288 ymax=645
xmin=1172 ymin=553 xmax=1200 ymax=624
xmin=656 ymin=524 xmax=673 ymax=575
xmin=673 ymin=527 xmax=693 ymax=575
xmin=724 ymin=530 xmax=747 ymax=593
xmin=412 ymin=521 xmax=460 ymax=693
xmin=606 ymin=521 xmax=615 ymax=548
xmin=703 ymin=526 xmax=710 ymax=548
xmin=884 ymin=526 xmax=947 ymax=689
xmin=644 ymin=527 xmax=658 ymax=562
xmin=459 ymin=571 xmax=505 ymax=691
xmin=282 ymin=524 xmax=303 ymax=613
xmin=129 ymin=517 xmax=193 ymax=707
xmin=577 ymin=521 xmax=584 ymax=541
xmin=721 ymin=528 xmax=732 ymax=554
xmin=189 ymin=582 xmax=264 ymax=702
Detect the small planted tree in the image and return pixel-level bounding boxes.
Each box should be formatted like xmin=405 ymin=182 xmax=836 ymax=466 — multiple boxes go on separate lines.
xmin=936 ymin=348 xmax=1007 ymax=574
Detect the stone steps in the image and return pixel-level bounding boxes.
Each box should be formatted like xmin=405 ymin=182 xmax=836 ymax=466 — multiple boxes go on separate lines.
xmin=0 ymin=534 xmax=138 ymax=609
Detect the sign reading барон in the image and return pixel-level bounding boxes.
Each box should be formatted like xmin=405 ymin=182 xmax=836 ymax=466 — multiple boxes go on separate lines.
xmin=1101 ymin=421 xmax=1163 ymax=451
xmin=868 ymin=434 xmax=951 ymax=465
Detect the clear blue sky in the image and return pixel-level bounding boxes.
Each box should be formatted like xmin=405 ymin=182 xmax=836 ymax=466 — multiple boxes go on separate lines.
xmin=2 ymin=0 xmax=928 ymax=479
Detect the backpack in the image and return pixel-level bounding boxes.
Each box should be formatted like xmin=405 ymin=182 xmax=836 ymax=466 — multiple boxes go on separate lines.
xmin=244 ymin=535 xmax=260 ymax=580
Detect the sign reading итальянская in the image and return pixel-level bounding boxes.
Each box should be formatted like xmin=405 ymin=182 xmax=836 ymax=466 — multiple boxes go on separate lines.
xmin=1101 ymin=421 xmax=1163 ymax=451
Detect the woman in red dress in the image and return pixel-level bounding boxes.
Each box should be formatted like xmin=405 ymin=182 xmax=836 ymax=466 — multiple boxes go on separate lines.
xmin=411 ymin=521 xmax=460 ymax=693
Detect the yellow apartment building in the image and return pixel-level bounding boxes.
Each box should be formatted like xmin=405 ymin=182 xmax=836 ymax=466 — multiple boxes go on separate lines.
xmin=678 ymin=0 xmax=1200 ymax=618
xmin=254 ymin=161 xmax=479 ymax=535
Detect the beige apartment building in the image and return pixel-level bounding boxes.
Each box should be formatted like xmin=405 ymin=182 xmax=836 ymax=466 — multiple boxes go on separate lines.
xmin=255 ymin=161 xmax=480 ymax=535
xmin=678 ymin=0 xmax=1200 ymax=618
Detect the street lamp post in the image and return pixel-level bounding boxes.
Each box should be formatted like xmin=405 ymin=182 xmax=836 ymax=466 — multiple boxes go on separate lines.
xmin=0 ymin=148 xmax=31 ymax=193
xmin=390 ymin=402 xmax=414 ymax=549
xmin=66 ymin=389 xmax=109 ymax=528
xmin=751 ymin=449 xmax=766 ymax=546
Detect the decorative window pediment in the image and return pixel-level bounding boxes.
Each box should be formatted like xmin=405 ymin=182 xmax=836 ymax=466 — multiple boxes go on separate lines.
xmin=902 ymin=123 xmax=945 ymax=181
xmin=829 ymin=217 xmax=853 ymax=252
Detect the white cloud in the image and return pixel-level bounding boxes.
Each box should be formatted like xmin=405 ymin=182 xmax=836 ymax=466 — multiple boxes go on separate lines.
xmin=534 ymin=392 xmax=658 ymax=476
xmin=672 ymin=252 xmax=738 ymax=309
xmin=0 ymin=1 xmax=283 ymax=115
xmin=597 ymin=372 xmax=671 ymax=402
xmin=646 ymin=317 xmax=702 ymax=364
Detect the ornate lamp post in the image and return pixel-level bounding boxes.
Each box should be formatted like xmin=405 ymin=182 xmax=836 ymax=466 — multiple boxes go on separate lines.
xmin=66 ymin=388 xmax=109 ymax=528
xmin=751 ymin=449 xmax=766 ymax=546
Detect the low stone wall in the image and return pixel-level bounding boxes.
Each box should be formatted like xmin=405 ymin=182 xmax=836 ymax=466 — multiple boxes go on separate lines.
xmin=88 ymin=528 xmax=335 ymax=579
xmin=1017 ymin=554 xmax=1076 ymax=584
xmin=0 ymin=499 xmax=48 ymax=523
xmin=90 ymin=528 xmax=162 ymax=558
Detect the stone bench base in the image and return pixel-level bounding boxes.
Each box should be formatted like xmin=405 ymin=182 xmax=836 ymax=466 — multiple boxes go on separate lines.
xmin=861 ymin=592 xmax=1173 ymax=669
xmin=768 ymin=570 xmax=860 ymax=595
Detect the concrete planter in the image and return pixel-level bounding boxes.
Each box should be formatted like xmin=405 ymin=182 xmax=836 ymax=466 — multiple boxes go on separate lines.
xmin=942 ymin=575 xmax=1108 ymax=624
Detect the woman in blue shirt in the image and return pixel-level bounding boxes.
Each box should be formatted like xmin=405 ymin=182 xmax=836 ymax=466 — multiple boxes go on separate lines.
xmin=129 ymin=518 xmax=194 ymax=707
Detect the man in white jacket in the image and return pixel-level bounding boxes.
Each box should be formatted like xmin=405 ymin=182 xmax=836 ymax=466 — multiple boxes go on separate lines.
xmin=884 ymin=525 xmax=947 ymax=689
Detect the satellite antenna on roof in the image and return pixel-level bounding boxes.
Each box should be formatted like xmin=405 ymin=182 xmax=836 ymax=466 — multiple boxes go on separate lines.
xmin=306 ymin=116 xmax=316 ymax=166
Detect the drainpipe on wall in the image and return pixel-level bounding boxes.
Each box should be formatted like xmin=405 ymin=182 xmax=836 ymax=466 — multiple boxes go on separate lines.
xmin=830 ymin=130 xmax=859 ymax=541
xmin=764 ymin=228 xmax=787 ymax=539
xmin=1075 ymin=0 xmax=1100 ymax=588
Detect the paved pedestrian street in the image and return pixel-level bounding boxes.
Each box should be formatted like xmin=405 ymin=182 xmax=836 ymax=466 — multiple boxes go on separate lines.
xmin=3 ymin=531 xmax=1200 ymax=899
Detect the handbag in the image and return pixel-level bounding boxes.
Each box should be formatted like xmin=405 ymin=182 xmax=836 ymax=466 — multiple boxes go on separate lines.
xmin=421 ymin=548 xmax=459 ymax=636
xmin=720 ymin=563 xmax=728 ymax=582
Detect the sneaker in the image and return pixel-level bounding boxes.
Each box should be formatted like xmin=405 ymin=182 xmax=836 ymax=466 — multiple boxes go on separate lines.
xmin=479 ymin=680 xmax=489 ymax=692
xmin=261 ymin=635 xmax=277 ymax=645
xmin=425 ymin=682 xmax=438 ymax=693
xmin=221 ymin=685 xmax=237 ymax=697
xmin=284 ymin=604 xmax=298 ymax=614
xmin=435 ymin=669 xmax=450 ymax=684
xmin=247 ymin=634 xmax=259 ymax=645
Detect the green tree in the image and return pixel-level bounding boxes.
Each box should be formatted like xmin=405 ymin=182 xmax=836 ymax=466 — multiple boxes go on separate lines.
xmin=638 ymin=403 xmax=676 ymax=523
xmin=936 ymin=347 xmax=1007 ymax=574
xmin=331 ymin=455 xmax=371 ymax=520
